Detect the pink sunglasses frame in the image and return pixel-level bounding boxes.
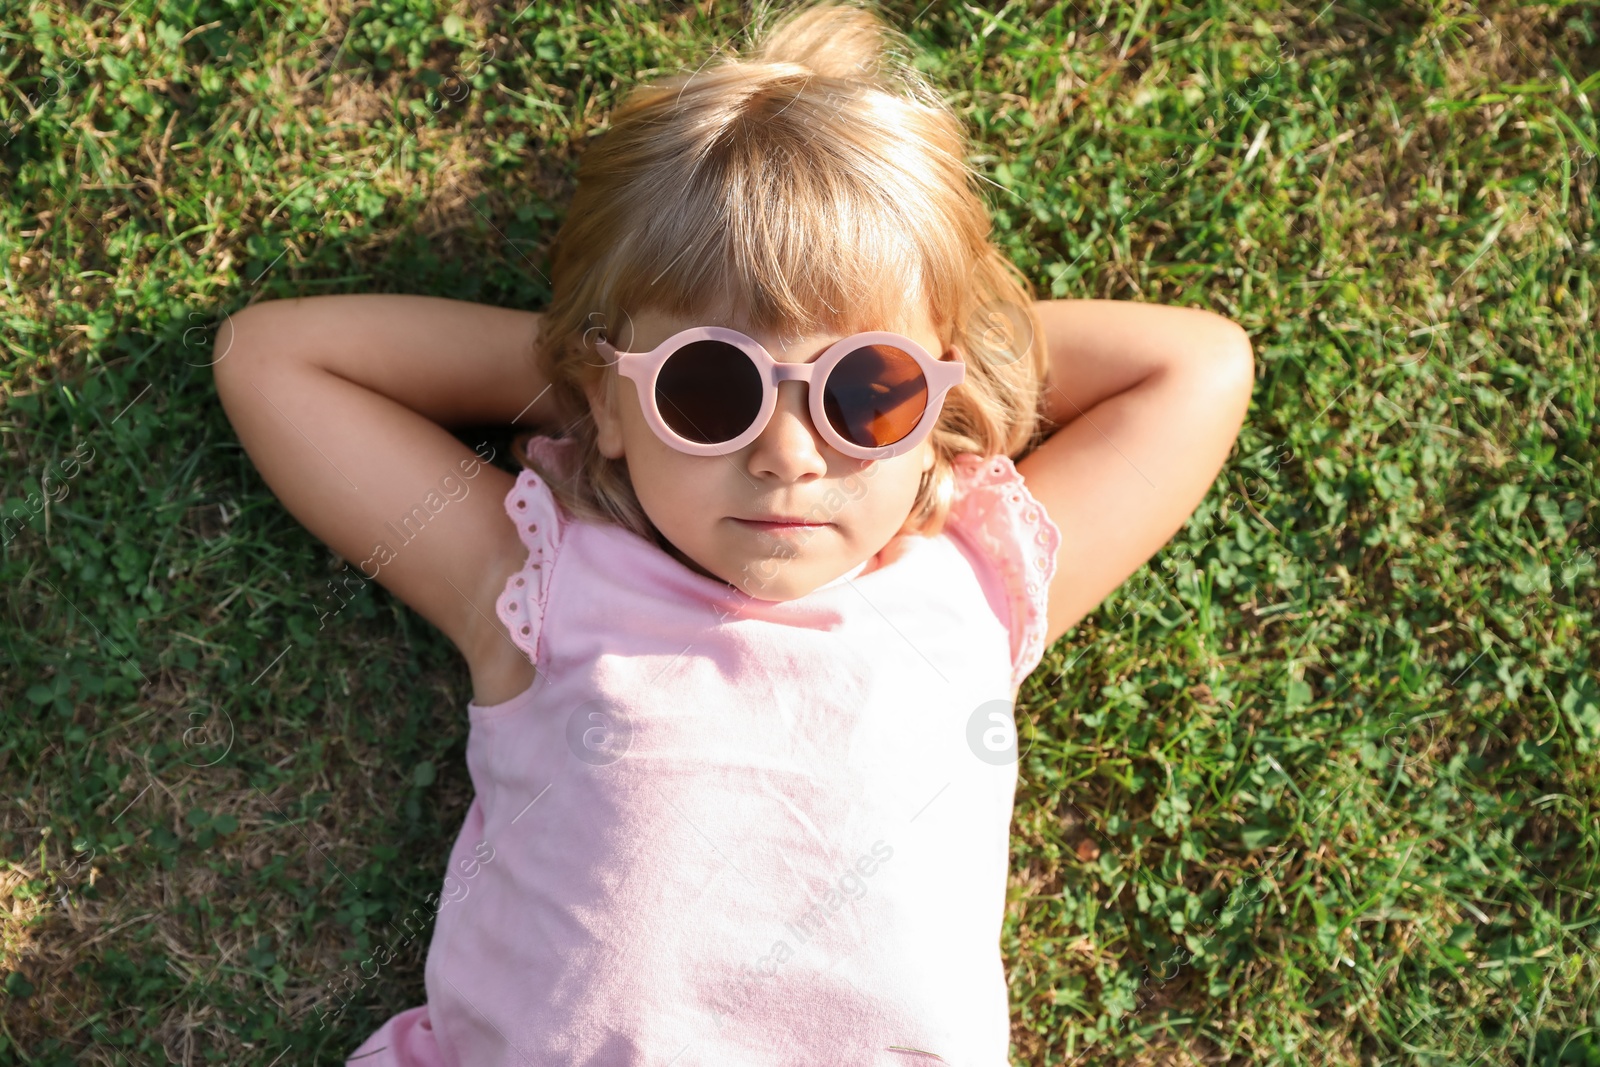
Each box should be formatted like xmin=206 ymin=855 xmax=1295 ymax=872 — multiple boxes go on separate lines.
xmin=593 ymin=326 xmax=965 ymax=460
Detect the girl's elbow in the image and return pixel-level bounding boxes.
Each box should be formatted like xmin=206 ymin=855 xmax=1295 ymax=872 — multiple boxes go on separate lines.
xmin=1210 ymin=314 xmax=1252 ymax=361
xmin=209 ymin=311 xmax=255 ymax=394
xmin=1215 ymin=320 xmax=1255 ymax=393
xmin=211 ymin=314 xmax=239 ymax=371
xmin=1204 ymin=323 xmax=1256 ymax=430
xmin=210 ymin=304 xmax=276 ymax=387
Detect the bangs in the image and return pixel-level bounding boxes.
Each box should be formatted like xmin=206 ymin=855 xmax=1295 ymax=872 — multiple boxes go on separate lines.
xmin=596 ymin=79 xmax=965 ymax=341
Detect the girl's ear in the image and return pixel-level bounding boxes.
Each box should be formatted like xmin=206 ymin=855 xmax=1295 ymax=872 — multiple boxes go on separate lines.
xmin=583 ymin=373 xmax=625 ymax=459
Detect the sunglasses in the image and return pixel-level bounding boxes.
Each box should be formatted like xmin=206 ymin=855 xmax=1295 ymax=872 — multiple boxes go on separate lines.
xmin=594 ymin=326 xmax=965 ymax=459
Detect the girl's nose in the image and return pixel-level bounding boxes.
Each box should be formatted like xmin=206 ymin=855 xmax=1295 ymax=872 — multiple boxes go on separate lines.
xmin=746 ymin=380 xmax=828 ymax=479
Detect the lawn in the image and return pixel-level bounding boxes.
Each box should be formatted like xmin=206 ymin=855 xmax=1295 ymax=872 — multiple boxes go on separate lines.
xmin=2 ymin=0 xmax=1597 ymax=1063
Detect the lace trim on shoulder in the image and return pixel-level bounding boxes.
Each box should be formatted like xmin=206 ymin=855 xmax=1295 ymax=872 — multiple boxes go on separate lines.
xmin=492 ymin=437 xmax=576 ymax=669
xmin=947 ymin=453 xmax=1062 ymax=693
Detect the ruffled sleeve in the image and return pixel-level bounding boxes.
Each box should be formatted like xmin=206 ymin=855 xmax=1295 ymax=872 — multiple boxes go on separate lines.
xmin=493 ymin=436 xmax=579 ymax=671
xmin=945 ymin=452 xmax=1063 ymax=694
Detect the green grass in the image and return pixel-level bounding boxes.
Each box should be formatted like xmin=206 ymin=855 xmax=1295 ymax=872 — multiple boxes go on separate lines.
xmin=2 ymin=0 xmax=1597 ymax=1063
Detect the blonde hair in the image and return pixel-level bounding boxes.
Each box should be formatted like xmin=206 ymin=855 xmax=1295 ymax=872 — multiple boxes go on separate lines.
xmin=516 ymin=0 xmax=1051 ymax=545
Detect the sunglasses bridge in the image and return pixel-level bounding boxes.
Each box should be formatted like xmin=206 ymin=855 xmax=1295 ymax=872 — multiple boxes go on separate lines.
xmin=768 ymin=361 xmax=827 ymax=384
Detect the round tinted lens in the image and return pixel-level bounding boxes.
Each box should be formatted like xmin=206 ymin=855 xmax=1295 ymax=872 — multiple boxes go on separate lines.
xmin=822 ymin=344 xmax=930 ymax=448
xmin=656 ymin=340 xmax=764 ymax=444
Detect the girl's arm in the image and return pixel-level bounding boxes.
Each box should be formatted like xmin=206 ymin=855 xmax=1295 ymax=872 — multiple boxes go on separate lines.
xmin=212 ymin=294 xmax=554 ymax=704
xmin=1015 ymin=298 xmax=1256 ymax=648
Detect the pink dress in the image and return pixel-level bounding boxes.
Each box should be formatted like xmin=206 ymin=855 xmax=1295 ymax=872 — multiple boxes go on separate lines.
xmin=346 ymin=434 xmax=1061 ymax=1067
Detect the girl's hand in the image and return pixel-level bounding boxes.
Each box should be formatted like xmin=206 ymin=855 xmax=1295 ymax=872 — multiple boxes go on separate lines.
xmin=1016 ymin=299 xmax=1256 ymax=648
xmin=212 ymin=295 xmax=554 ymax=705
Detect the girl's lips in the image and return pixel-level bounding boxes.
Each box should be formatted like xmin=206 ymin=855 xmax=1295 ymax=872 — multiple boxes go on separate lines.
xmin=733 ymin=518 xmax=832 ymax=534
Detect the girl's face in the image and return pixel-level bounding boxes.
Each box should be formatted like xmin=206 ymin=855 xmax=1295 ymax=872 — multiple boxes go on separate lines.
xmin=584 ymin=304 xmax=947 ymax=601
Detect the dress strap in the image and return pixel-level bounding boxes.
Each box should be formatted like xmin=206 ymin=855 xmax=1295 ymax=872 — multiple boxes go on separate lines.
xmin=946 ymin=453 xmax=1063 ymax=694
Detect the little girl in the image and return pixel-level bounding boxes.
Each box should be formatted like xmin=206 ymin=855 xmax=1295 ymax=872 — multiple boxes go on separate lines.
xmin=214 ymin=2 xmax=1254 ymax=1064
